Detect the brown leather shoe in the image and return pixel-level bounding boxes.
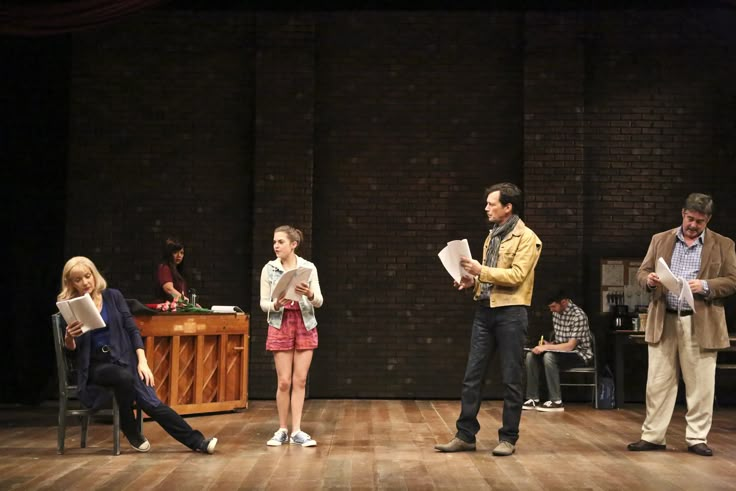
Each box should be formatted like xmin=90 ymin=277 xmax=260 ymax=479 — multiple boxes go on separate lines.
xmin=627 ymin=439 xmax=666 ymax=451
xmin=687 ymin=443 xmax=713 ymax=457
xmin=434 ymin=437 xmax=476 ymax=452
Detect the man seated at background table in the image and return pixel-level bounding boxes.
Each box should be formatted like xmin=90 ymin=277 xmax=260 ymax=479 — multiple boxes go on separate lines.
xmin=523 ymin=291 xmax=593 ymax=412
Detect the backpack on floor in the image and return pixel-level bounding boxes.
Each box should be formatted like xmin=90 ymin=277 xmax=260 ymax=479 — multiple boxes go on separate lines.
xmin=597 ymin=366 xmax=616 ymax=409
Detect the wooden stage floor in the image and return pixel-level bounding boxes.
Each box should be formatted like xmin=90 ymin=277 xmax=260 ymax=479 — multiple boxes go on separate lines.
xmin=1 ymin=400 xmax=735 ymax=490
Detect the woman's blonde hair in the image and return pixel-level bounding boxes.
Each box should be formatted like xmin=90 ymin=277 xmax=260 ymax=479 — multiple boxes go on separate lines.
xmin=57 ymin=256 xmax=108 ymax=300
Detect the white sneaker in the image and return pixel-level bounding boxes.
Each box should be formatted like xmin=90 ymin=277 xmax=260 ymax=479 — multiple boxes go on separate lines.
xmin=201 ymin=437 xmax=217 ymax=454
xmin=522 ymin=399 xmax=539 ymax=410
xmin=290 ymin=430 xmax=317 ymax=447
xmin=267 ymin=429 xmax=289 ymax=446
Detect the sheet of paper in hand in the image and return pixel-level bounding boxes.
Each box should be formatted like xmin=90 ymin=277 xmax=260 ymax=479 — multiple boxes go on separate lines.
xmin=655 ymin=257 xmax=696 ymax=312
xmin=271 ymin=266 xmax=313 ymax=302
xmin=438 ymin=239 xmax=473 ymax=283
xmin=56 ymin=293 xmax=106 ymax=333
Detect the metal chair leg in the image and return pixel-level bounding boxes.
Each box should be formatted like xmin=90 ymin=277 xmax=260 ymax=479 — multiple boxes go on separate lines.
xmin=112 ymin=395 xmax=121 ymax=456
xmin=80 ymin=415 xmax=89 ymax=448
xmin=594 ymin=372 xmax=599 ymax=409
xmin=57 ymin=399 xmax=66 ymax=455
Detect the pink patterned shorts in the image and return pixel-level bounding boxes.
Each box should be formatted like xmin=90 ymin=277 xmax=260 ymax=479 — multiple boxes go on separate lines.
xmin=266 ymin=305 xmax=318 ymax=351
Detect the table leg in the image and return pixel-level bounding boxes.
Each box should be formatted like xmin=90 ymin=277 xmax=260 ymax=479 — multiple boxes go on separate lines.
xmin=615 ymin=334 xmax=625 ymax=408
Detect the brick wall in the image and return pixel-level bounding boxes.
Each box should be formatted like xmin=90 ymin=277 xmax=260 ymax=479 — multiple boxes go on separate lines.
xmin=523 ymin=11 xmax=586 ymax=332
xmin=67 ymin=13 xmax=255 ymax=307
xmin=580 ymin=10 xmax=736 ymax=398
xmin=57 ymin=7 xmax=736 ymax=402
xmin=309 ymin=12 xmax=524 ymax=398
xmin=249 ymin=14 xmax=317 ymax=398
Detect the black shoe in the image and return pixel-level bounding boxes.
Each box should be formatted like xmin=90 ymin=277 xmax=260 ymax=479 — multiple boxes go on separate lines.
xmin=522 ymin=399 xmax=539 ymax=410
xmin=687 ymin=443 xmax=713 ymax=457
xmin=627 ymin=439 xmax=665 ymax=451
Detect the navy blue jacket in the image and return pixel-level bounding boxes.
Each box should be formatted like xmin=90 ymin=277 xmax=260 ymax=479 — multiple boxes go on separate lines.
xmin=68 ymin=288 xmax=160 ymax=409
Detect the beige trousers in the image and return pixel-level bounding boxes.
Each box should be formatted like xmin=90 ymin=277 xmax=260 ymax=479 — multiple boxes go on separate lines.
xmin=641 ymin=313 xmax=717 ymax=446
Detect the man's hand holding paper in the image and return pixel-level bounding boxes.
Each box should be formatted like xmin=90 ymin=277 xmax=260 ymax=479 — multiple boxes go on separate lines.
xmin=687 ymin=279 xmax=707 ymax=295
xmin=655 ymin=258 xmax=680 ymax=292
xmin=460 ymin=256 xmax=482 ymax=276
xmin=645 ymin=272 xmax=662 ymax=288
xmin=454 ymin=275 xmax=475 ymax=291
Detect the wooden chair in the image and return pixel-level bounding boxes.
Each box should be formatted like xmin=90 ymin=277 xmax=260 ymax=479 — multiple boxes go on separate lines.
xmin=52 ymin=313 xmax=142 ymax=455
xmin=559 ymin=331 xmax=599 ymax=408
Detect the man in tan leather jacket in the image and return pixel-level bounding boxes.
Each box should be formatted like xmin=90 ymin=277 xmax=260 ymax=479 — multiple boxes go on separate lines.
xmin=435 ymin=182 xmax=542 ymax=457
xmin=628 ymin=193 xmax=736 ymax=457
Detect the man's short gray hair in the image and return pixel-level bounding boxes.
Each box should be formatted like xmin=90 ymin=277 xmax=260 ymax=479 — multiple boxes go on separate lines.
xmin=683 ymin=193 xmax=714 ymax=216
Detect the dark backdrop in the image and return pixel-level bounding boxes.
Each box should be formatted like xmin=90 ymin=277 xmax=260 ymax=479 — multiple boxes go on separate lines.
xmin=3 ymin=4 xmax=736 ymax=405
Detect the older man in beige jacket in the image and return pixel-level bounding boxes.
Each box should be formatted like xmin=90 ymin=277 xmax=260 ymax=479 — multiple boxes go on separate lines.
xmin=628 ymin=193 xmax=736 ymax=457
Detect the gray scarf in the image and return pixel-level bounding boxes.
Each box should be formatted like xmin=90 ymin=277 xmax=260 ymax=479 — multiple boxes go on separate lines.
xmin=479 ymin=214 xmax=520 ymax=300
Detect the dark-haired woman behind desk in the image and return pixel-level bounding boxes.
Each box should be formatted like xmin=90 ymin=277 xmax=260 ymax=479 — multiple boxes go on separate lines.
xmin=157 ymin=237 xmax=188 ymax=302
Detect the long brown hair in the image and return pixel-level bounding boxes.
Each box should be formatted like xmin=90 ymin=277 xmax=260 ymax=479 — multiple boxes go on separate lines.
xmin=161 ymin=237 xmax=186 ymax=286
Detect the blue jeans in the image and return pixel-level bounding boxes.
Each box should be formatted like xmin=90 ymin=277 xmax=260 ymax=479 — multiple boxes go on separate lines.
xmin=455 ymin=304 xmax=527 ymax=445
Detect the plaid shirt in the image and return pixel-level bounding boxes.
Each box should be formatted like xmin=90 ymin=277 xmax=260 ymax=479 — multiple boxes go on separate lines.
xmin=552 ymin=300 xmax=593 ymax=362
xmin=666 ymin=227 xmax=704 ymax=311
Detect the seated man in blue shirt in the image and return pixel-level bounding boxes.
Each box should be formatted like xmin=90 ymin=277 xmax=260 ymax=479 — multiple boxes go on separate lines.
xmin=523 ymin=291 xmax=594 ymax=412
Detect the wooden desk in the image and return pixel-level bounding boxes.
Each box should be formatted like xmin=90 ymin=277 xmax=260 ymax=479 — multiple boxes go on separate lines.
xmin=135 ymin=312 xmax=250 ymax=415
xmin=614 ymin=330 xmax=736 ymax=408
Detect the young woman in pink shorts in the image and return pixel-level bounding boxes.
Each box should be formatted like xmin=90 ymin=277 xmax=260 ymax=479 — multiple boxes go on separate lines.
xmin=259 ymin=225 xmax=323 ymax=447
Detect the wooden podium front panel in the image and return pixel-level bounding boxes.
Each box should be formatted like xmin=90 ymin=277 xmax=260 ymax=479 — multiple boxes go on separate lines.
xmin=135 ymin=313 xmax=250 ymax=415
xmin=150 ymin=336 xmax=172 ymax=404
xmin=225 ymin=335 xmax=247 ymax=401
xmin=178 ymin=336 xmax=197 ymax=405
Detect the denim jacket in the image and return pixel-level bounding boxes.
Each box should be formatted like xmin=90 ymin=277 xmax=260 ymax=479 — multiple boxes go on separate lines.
xmin=259 ymin=256 xmax=323 ymax=330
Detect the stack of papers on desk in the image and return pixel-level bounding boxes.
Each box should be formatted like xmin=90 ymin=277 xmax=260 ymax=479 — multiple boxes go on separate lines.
xmin=524 ymin=348 xmax=579 ymax=353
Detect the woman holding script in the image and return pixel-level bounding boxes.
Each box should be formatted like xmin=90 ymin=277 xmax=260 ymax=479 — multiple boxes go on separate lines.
xmin=259 ymin=225 xmax=323 ymax=447
xmin=58 ymin=256 xmax=217 ymax=454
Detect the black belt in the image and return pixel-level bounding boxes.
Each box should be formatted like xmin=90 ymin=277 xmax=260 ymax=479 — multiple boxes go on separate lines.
xmin=666 ymin=308 xmax=693 ymax=317
xmin=91 ymin=345 xmax=112 ymax=361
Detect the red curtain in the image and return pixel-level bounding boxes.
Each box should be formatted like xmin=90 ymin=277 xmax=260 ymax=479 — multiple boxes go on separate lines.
xmin=0 ymin=0 xmax=173 ymax=36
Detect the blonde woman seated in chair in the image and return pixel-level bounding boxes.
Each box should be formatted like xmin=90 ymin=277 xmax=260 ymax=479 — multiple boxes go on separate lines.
xmin=59 ymin=256 xmax=217 ymax=454
xmin=523 ymin=291 xmax=593 ymax=412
